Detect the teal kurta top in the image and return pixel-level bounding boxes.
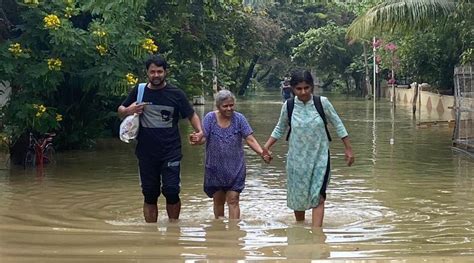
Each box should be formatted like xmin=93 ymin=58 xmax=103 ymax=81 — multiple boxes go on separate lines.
xmin=271 ymin=96 xmax=348 ymax=211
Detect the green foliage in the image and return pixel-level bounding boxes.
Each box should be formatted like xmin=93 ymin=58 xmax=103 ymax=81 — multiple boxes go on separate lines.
xmin=395 ymin=26 xmax=462 ymax=90
xmin=291 ymin=22 xmax=361 ymax=92
xmin=1 ymin=0 xmax=284 ymax=150
xmin=0 ymin=92 xmax=61 ymax=148
xmin=0 ymin=0 xmax=153 ymax=149
xmin=292 ymin=23 xmax=349 ymax=71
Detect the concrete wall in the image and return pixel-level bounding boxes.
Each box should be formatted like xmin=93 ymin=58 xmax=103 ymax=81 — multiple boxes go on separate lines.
xmin=382 ymin=84 xmax=456 ymax=122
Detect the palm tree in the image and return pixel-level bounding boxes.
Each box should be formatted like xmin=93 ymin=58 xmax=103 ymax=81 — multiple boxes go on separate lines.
xmin=346 ymin=0 xmax=458 ymax=41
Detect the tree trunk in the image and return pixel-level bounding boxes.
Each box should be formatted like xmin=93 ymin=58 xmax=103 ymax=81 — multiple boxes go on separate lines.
xmin=238 ymin=55 xmax=259 ymax=96
xmin=256 ymin=66 xmax=273 ymax=82
xmin=345 ymin=78 xmax=350 ymax=94
xmin=232 ymin=61 xmax=243 ymax=92
xmin=352 ymin=73 xmax=363 ymax=96
xmin=321 ymin=78 xmax=334 ymax=91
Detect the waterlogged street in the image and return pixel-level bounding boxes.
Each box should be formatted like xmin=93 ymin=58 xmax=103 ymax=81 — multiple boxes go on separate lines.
xmin=0 ymin=94 xmax=472 ymax=262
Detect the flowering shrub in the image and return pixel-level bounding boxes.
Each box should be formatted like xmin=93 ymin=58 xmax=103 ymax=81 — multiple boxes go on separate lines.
xmin=0 ymin=1 xmax=157 ymax=150
xmin=1 ymin=98 xmax=62 ymax=148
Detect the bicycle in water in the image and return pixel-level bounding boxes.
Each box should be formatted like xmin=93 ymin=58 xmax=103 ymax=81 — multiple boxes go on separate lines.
xmin=24 ymin=132 xmax=56 ymax=168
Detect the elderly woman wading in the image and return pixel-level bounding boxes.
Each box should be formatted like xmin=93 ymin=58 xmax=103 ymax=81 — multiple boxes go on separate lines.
xmin=264 ymin=70 xmax=355 ymax=228
xmin=191 ymin=90 xmax=270 ymax=219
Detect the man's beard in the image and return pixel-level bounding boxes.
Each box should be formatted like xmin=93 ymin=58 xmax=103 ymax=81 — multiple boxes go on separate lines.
xmin=151 ymin=78 xmax=164 ymax=86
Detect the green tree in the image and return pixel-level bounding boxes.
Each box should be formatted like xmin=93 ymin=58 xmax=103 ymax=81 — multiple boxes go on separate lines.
xmin=0 ymin=0 xmax=154 ymax=155
xmin=292 ymin=23 xmax=362 ymax=93
xmin=346 ymin=0 xmax=472 ymax=91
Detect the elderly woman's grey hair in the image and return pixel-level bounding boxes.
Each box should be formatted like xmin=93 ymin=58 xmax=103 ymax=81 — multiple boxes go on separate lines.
xmin=215 ymin=90 xmax=236 ymax=107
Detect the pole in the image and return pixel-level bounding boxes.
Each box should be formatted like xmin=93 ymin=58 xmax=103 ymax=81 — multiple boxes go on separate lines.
xmin=391 ymin=70 xmax=394 ymax=103
xmin=390 ymin=52 xmax=395 ymax=145
xmin=372 ymin=37 xmax=377 ymax=161
xmin=418 ymin=83 xmax=421 ymax=125
xmin=373 ymin=37 xmax=376 ymax=102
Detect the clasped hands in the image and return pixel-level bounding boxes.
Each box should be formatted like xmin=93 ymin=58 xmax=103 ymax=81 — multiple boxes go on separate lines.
xmin=189 ymin=131 xmax=204 ymax=145
xmin=189 ymin=132 xmax=273 ymax=164
xmin=261 ymin=147 xmax=272 ymax=164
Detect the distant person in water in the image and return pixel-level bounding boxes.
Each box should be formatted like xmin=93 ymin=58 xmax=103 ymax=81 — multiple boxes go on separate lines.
xmin=281 ymin=77 xmax=292 ymax=101
xmin=190 ymin=90 xmax=271 ymax=219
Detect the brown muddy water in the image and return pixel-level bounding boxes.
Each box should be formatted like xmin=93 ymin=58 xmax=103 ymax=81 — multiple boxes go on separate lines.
xmin=0 ymin=94 xmax=472 ymax=262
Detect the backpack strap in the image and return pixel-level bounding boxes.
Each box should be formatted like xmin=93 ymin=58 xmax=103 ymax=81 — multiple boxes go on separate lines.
xmin=137 ymin=83 xmax=146 ymax=103
xmin=285 ymin=98 xmax=295 ymax=141
xmin=285 ymin=96 xmax=332 ymax=142
xmin=313 ymin=96 xmax=332 ymax=142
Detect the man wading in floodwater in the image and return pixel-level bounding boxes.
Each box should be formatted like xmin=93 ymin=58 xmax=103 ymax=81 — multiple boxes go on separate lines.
xmin=118 ymin=55 xmax=203 ymax=222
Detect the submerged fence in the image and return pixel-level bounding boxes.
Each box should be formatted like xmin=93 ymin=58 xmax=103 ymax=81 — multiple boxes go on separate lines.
xmin=453 ymin=64 xmax=474 ymax=155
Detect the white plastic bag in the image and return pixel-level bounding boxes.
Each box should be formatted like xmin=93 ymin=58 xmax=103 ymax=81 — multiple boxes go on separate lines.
xmin=119 ymin=83 xmax=146 ymax=143
xmin=119 ymin=113 xmax=140 ymax=143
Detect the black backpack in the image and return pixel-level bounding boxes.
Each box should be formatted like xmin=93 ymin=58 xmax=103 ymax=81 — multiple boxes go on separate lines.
xmin=285 ymin=96 xmax=332 ymax=142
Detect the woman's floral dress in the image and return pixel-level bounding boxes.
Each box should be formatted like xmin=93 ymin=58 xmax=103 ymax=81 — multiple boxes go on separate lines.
xmin=270 ymin=96 xmax=348 ymax=210
xmin=203 ymin=111 xmax=253 ymax=197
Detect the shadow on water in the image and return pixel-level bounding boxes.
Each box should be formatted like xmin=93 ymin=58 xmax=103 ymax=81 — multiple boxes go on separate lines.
xmin=0 ymin=93 xmax=473 ymax=261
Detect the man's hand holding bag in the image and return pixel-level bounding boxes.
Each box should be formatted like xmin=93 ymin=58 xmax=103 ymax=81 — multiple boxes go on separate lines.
xmin=119 ymin=83 xmax=146 ymax=143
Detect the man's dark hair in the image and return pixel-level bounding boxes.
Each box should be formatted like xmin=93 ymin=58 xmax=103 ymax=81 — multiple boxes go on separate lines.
xmin=289 ymin=69 xmax=314 ymax=87
xmin=145 ymin=55 xmax=168 ymax=70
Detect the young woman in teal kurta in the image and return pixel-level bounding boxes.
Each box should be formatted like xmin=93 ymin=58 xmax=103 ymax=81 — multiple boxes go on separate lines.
xmin=264 ymin=70 xmax=355 ymax=228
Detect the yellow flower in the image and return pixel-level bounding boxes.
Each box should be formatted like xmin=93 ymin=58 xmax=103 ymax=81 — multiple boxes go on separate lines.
xmin=126 ymin=73 xmax=138 ymax=85
xmin=8 ymin=43 xmax=23 ymax=56
xmin=92 ymin=29 xmax=107 ymax=37
xmin=44 ymin=14 xmax=61 ymax=30
xmin=47 ymin=58 xmax=62 ymax=71
xmin=38 ymin=105 xmax=47 ymax=113
xmin=35 ymin=112 xmax=42 ymax=118
xmin=24 ymin=0 xmax=39 ymax=5
xmin=142 ymin=38 xmax=158 ymax=54
xmin=244 ymin=6 xmax=253 ymax=14
xmin=96 ymin=45 xmax=107 ymax=56
xmin=56 ymin=114 xmax=63 ymax=122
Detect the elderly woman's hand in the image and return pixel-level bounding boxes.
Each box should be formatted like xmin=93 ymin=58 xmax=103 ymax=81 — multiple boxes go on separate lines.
xmin=261 ymin=148 xmax=272 ymax=164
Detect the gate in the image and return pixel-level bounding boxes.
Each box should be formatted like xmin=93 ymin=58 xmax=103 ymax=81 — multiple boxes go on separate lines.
xmin=453 ymin=64 xmax=474 ymax=155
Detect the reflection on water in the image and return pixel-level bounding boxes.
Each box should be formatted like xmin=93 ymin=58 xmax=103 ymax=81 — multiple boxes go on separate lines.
xmin=283 ymin=226 xmax=330 ymax=259
xmin=0 ymin=94 xmax=473 ymax=261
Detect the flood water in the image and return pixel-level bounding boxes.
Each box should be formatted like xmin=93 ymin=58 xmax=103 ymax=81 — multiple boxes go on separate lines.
xmin=0 ymin=94 xmax=473 ymax=262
